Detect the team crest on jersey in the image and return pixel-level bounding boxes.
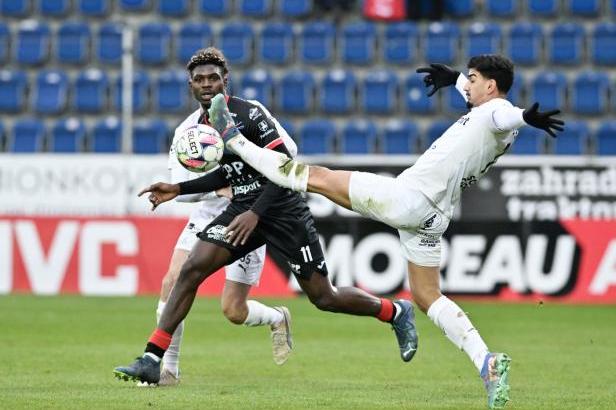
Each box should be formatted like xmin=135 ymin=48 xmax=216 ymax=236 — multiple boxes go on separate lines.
xmin=421 ymin=213 xmax=442 ymax=230
xmin=257 ymin=120 xmax=269 ymax=132
xmin=248 ymin=107 xmax=262 ymax=121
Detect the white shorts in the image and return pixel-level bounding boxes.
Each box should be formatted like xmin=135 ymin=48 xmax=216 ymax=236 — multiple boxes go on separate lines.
xmin=174 ymin=213 xmax=266 ymax=286
xmin=349 ymin=171 xmax=450 ymax=267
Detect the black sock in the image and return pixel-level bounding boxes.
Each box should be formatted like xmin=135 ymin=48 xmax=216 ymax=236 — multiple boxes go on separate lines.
xmin=145 ymin=342 xmax=165 ymax=359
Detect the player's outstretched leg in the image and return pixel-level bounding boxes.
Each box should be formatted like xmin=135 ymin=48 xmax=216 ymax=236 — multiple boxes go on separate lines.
xmin=481 ymin=353 xmax=512 ymax=409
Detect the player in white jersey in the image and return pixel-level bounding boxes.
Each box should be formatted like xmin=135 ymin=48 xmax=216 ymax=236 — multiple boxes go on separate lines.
xmin=206 ymin=55 xmax=564 ymax=409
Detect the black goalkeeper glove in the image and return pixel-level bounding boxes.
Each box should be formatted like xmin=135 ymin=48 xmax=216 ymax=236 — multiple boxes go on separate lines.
xmin=522 ymin=102 xmax=565 ymax=138
xmin=415 ymin=63 xmax=460 ymax=97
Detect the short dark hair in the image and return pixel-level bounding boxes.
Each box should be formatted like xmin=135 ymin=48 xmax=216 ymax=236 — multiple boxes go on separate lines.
xmin=467 ymin=54 xmax=514 ymax=94
xmin=186 ymin=47 xmax=228 ymax=77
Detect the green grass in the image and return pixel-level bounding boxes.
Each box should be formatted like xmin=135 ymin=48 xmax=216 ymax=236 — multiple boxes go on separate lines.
xmin=1 ymin=295 xmax=615 ymax=409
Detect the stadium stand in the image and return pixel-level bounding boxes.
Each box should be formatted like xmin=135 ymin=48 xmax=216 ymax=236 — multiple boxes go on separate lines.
xmin=361 ymin=70 xmax=398 ymax=114
xmin=260 ymin=22 xmax=294 ymax=65
xmin=424 ymin=22 xmax=459 ymax=64
xmin=531 ymin=72 xmax=568 ymax=112
xmin=592 ymin=23 xmax=616 ymax=65
xmin=91 ymin=116 xmax=121 ymax=152
xmin=240 ymin=69 xmax=274 ymax=108
xmin=321 ymin=69 xmax=356 ymax=114
xmin=596 ymin=121 xmax=616 ymax=155
xmin=40 ymin=0 xmax=72 ymax=16
xmin=9 ymin=118 xmax=46 ymax=152
xmin=0 ymin=70 xmax=27 ymax=113
xmin=78 ymin=0 xmax=111 ymax=17
xmin=177 ymin=23 xmax=213 ymax=64
xmin=405 ymin=73 xmax=436 ymax=114
xmin=341 ymin=120 xmax=378 ymax=154
xmin=486 ymin=0 xmax=517 ymax=17
xmin=383 ymin=22 xmax=419 ymax=65
xmin=278 ymin=70 xmax=314 ymax=113
xmin=300 ymin=21 xmax=335 ymax=65
xmin=549 ymin=23 xmax=584 ymax=65
xmin=572 ymin=71 xmax=610 ymax=115
xmin=551 ymin=120 xmax=589 ymax=155
xmin=57 ymin=22 xmax=90 ymax=65
xmin=340 ymin=21 xmax=376 ymax=65
xmin=0 ymin=23 xmax=8 ymax=64
xmin=34 ymin=70 xmax=69 ymax=115
xmin=113 ymin=71 xmax=149 ymax=113
xmin=220 ymin=22 xmax=254 ymax=66
xmin=16 ymin=20 xmax=50 ymax=66
xmin=508 ymin=22 xmax=543 ymax=65
xmin=1 ymin=0 xmax=31 ymax=17
xmin=510 ymin=127 xmax=545 ymax=155
xmin=137 ymin=23 xmax=172 ymax=65
xmin=382 ymin=120 xmax=419 ymax=154
xmin=466 ymin=23 xmax=501 ymax=58
xmin=279 ymin=0 xmax=312 ymax=17
xmin=299 ymin=119 xmax=336 ymax=154
xmin=156 ymin=70 xmax=189 ymax=113
xmin=158 ymin=0 xmax=190 ymax=16
xmin=133 ymin=119 xmax=168 ymax=153
xmin=74 ymin=69 xmax=109 ymax=113
xmin=239 ymin=0 xmax=273 ymax=17
xmin=528 ymin=0 xmax=558 ymax=17
xmin=97 ymin=22 xmax=122 ymax=65
xmin=50 ymin=117 xmax=86 ymax=152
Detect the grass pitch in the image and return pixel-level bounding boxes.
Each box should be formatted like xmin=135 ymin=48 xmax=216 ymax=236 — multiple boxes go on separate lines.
xmin=2 ymin=295 xmax=615 ymax=409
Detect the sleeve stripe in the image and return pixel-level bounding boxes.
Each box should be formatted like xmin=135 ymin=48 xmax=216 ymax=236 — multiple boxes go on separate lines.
xmin=265 ymin=138 xmax=284 ymax=150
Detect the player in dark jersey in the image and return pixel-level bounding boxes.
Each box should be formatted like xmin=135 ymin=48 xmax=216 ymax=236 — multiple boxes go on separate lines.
xmin=113 ymin=48 xmax=418 ymax=385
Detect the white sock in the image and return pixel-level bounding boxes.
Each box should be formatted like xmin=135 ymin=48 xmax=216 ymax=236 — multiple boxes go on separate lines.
xmin=427 ymin=296 xmax=489 ymax=373
xmin=227 ymin=135 xmax=309 ymax=192
xmin=243 ymin=300 xmax=284 ymax=327
xmin=157 ymin=300 xmax=184 ymax=376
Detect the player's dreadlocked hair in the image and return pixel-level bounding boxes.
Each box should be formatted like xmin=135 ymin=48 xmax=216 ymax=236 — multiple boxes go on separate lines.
xmin=186 ymin=47 xmax=228 ymax=76
xmin=467 ymin=54 xmax=514 ymax=94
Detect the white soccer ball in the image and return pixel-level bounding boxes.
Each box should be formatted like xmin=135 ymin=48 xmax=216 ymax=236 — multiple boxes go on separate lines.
xmin=175 ymin=124 xmax=224 ymax=173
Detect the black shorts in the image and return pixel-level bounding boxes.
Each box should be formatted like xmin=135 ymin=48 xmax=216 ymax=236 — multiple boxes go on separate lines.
xmin=197 ymin=200 xmax=328 ymax=279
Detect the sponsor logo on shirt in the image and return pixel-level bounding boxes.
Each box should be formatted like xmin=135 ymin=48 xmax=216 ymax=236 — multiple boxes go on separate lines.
xmin=457 ymin=116 xmax=470 ymax=126
xmin=232 ymin=180 xmax=262 ymax=196
xmin=248 ymin=107 xmax=262 ymax=121
xmin=258 ymin=120 xmax=269 ymax=132
xmin=460 ymin=175 xmax=478 ymax=190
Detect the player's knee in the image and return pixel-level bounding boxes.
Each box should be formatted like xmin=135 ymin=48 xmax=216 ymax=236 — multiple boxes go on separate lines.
xmin=177 ymin=260 xmax=205 ymax=290
xmin=222 ymin=303 xmax=248 ymax=325
xmin=310 ymin=293 xmax=337 ymax=312
xmin=161 ymin=271 xmax=177 ymax=293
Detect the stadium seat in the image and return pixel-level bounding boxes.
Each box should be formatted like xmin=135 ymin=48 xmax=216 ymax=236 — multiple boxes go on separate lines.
xmin=299 ymin=119 xmax=336 ymax=154
xmin=567 ymin=0 xmax=600 ymax=16
xmin=486 ymin=0 xmax=517 ymax=17
xmin=528 ymin=0 xmax=558 ymax=17
xmin=78 ymin=0 xmax=110 ymax=16
xmin=34 ymin=70 xmax=69 ymax=115
xmin=424 ymin=22 xmax=459 ymax=64
xmin=57 ymin=22 xmax=90 ymax=65
xmin=361 ymin=70 xmax=398 ymax=114
xmin=425 ymin=120 xmax=451 ymax=148
xmin=340 ymin=21 xmax=376 ymax=65
xmin=1 ymin=0 xmax=31 ymax=16
xmin=92 ymin=117 xmax=121 ymax=153
xmin=552 ymin=121 xmax=589 ymax=155
xmin=137 ymin=23 xmax=172 ymax=65
xmin=97 ymin=22 xmax=122 ymax=65
xmin=0 ymin=121 xmax=4 ymax=151
xmin=120 ymin=0 xmax=151 ymax=12
xmin=383 ymin=22 xmax=419 ymax=65
xmin=9 ymin=118 xmax=45 ymax=152
xmin=531 ymin=72 xmax=567 ymax=112
xmin=0 ymin=23 xmax=10 ymax=65
xmin=240 ymin=69 xmax=274 ymax=108
xmin=341 ymin=121 xmax=377 ymax=154
xmin=39 ymin=0 xmax=71 ymax=16
xmin=16 ymin=20 xmax=50 ymax=65
xmin=445 ymin=86 xmax=468 ymax=114
xmin=158 ymin=0 xmax=189 ymax=16
xmin=114 ymin=71 xmax=149 ymax=113
xmin=300 ymin=21 xmax=335 ymax=65
xmin=405 ymin=73 xmax=436 ymax=114
xmin=508 ymin=73 xmax=525 ymax=107
xmin=0 ymin=70 xmax=27 ymax=113
xmin=592 ymin=23 xmax=616 ymax=65
xmin=596 ymin=121 xmax=616 ymax=155
xmin=320 ymin=69 xmax=356 ymax=114
xmin=549 ymin=23 xmax=584 ymax=65
xmin=382 ymin=120 xmax=419 ymax=154
xmin=279 ymin=0 xmax=312 ymax=17
xmin=239 ymin=0 xmax=272 ymax=17
xmin=260 ymin=22 xmax=294 ymax=65
xmin=156 ymin=70 xmax=189 ymax=113
xmin=50 ymin=117 xmax=86 ymax=152
xmin=133 ymin=119 xmax=168 ymax=154
xmin=278 ymin=70 xmax=314 ymax=114
xmin=508 ymin=22 xmax=543 ymax=65
xmin=199 ymin=0 xmax=229 ymax=15
xmin=467 ymin=23 xmax=501 ymax=58
xmin=177 ymin=23 xmax=212 ymax=64
xmin=74 ymin=69 xmax=109 ymax=113
xmin=220 ymin=22 xmax=254 ymax=66
xmin=511 ymin=127 xmax=543 ymax=154
xmin=572 ymin=71 xmax=609 ymax=115
xmin=444 ymin=0 xmax=474 ymax=17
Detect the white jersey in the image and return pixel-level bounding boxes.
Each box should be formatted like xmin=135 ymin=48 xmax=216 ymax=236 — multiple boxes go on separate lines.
xmin=400 ymin=97 xmax=525 ymax=218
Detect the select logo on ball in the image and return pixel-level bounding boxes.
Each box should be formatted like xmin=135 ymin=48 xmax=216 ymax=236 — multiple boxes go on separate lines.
xmin=176 ymin=124 xmax=224 ymax=173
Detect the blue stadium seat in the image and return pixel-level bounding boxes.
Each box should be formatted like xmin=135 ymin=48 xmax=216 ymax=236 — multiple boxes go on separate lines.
xmin=120 ymin=0 xmax=151 ymax=12
xmin=221 ymin=22 xmax=254 ymax=66
xmin=382 ymin=120 xmax=419 ymax=154
xmin=260 ymin=22 xmax=294 ymax=65
xmin=486 ymin=0 xmax=517 ymax=17
xmin=299 ymin=119 xmax=336 ymax=154
xmin=40 ymin=0 xmax=71 ymax=16
xmin=0 ymin=70 xmax=27 ymax=113
xmin=57 ymin=22 xmax=90 ymax=65
xmin=528 ymin=0 xmax=558 ymax=17
xmin=549 ymin=23 xmax=584 ymax=65
xmin=340 ymin=22 xmax=376 ymax=65
xmin=10 ymin=118 xmax=45 ymax=152
xmin=133 ymin=119 xmax=168 ymax=154
xmin=425 ymin=120 xmax=451 ymax=147
xmin=92 ymin=117 xmax=121 ymax=153
xmin=511 ymin=127 xmax=543 ymax=154
xmin=444 ymin=0 xmax=474 ymax=17
xmin=568 ymin=0 xmax=599 ymax=16
xmin=552 ymin=121 xmax=588 ymax=155
xmin=50 ymin=118 xmax=85 ymax=152
xmin=199 ymin=0 xmax=229 ymax=15
xmin=240 ymin=69 xmax=274 ymax=108
xmin=508 ymin=73 xmax=525 ymax=107
xmin=467 ymin=23 xmax=501 ymax=58
xmin=405 ymin=73 xmax=436 ymax=114
xmin=74 ymin=69 xmax=109 ymax=113
xmin=1 ymin=0 xmax=31 ymax=16
xmin=573 ymin=71 xmax=609 ymax=115
xmin=177 ymin=23 xmax=212 ymax=64
xmin=531 ymin=72 xmax=567 ymax=112
xmin=424 ymin=22 xmax=459 ymax=64
xmin=361 ymin=70 xmax=398 ymax=114
xmin=341 ymin=121 xmax=377 ymax=154
xmin=138 ymin=23 xmax=172 ymax=65
xmin=97 ymin=23 xmax=122 ymax=64
xmin=0 ymin=121 xmax=4 ymax=150
xmin=445 ymin=87 xmax=468 ymax=114
xmin=34 ymin=70 xmax=68 ymax=115
xmin=320 ymin=69 xmax=356 ymax=114
xmin=114 ymin=71 xmax=149 ymax=113
xmin=158 ymin=0 xmax=189 ymax=16
xmin=0 ymin=24 xmax=10 ymax=65
xmin=156 ymin=70 xmax=189 ymax=113
xmin=16 ymin=20 xmax=50 ymax=65
xmin=239 ymin=0 xmax=272 ymax=16
xmin=383 ymin=22 xmax=419 ymax=65
xmin=300 ymin=21 xmax=335 ymax=65
xmin=592 ymin=23 xmax=616 ymax=65
xmin=596 ymin=121 xmax=616 ymax=155
xmin=278 ymin=70 xmax=314 ymax=114
xmin=279 ymin=0 xmax=311 ymax=17
xmin=508 ymin=22 xmax=543 ymax=65
xmin=78 ymin=0 xmax=110 ymax=16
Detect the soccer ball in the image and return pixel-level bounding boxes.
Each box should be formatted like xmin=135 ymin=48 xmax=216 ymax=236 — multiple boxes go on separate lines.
xmin=175 ymin=124 xmax=224 ymax=173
